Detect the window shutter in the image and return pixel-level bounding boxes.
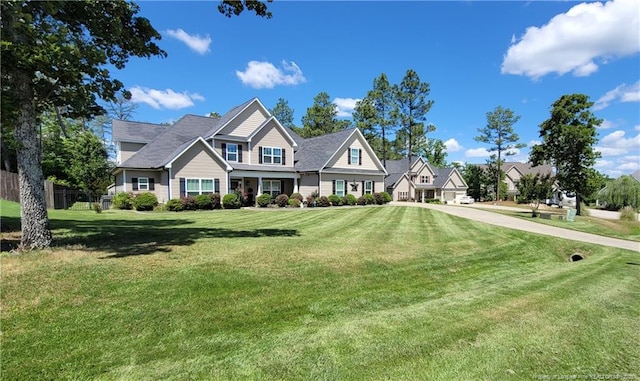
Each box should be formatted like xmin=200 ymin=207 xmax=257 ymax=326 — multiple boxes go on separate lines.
xmin=179 ymin=178 xmax=186 ymax=198
xmin=214 ymin=178 xmax=220 ymax=193
xmin=282 ymin=149 xmax=286 ymax=165
xmin=238 ymin=145 xmax=242 ymax=163
xmin=362 ymin=181 xmax=365 ymax=196
xmin=347 ymin=148 xmax=351 ymax=164
xmin=332 ymin=180 xmax=336 ymax=195
xmin=222 ymin=143 xmax=227 ymax=159
xmin=149 ymin=178 xmax=155 ymax=191
xmin=372 ymin=181 xmax=376 ymax=193
xmin=359 ymin=149 xmax=362 ymax=165
xmin=344 ymin=180 xmax=348 ymax=195
xmin=132 ymin=178 xmax=139 ymax=191
xmin=259 ymin=146 xmax=263 ymax=164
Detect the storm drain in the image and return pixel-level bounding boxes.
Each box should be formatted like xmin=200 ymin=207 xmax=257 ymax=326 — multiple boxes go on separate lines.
xmin=569 ymin=253 xmax=585 ymax=262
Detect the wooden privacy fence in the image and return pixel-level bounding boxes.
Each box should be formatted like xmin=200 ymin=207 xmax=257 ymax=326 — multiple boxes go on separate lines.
xmin=0 ymin=170 xmax=112 ymax=210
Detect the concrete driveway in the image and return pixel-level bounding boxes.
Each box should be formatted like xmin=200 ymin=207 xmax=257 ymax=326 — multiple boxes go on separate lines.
xmin=390 ymin=201 xmax=639 ymax=252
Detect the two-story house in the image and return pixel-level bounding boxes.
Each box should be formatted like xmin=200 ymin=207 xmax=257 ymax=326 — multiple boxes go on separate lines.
xmin=112 ymin=98 xmax=388 ymax=204
xmin=385 ymin=156 xmax=468 ymax=202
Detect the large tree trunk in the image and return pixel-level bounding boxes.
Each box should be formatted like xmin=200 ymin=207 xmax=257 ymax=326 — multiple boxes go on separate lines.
xmin=14 ymin=73 xmax=52 ymax=250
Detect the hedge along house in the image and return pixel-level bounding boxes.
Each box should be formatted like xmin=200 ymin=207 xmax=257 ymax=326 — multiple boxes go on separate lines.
xmin=384 ymin=156 xmax=468 ymax=202
xmin=112 ymin=98 xmax=387 ymax=204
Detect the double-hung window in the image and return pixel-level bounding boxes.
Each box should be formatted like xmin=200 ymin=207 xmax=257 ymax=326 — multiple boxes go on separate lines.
xmin=262 ymin=147 xmax=282 ymax=164
xmin=420 ymin=175 xmax=430 ymax=184
xmin=262 ymin=180 xmax=281 ymax=197
xmin=187 ymin=178 xmax=214 ymax=196
xmin=138 ymin=177 xmax=149 ymax=191
xmin=364 ymin=180 xmax=373 ymax=194
xmin=350 ymin=148 xmax=360 ymax=165
xmin=226 ymin=143 xmax=238 ymax=162
xmin=335 ymin=180 xmax=345 ymax=197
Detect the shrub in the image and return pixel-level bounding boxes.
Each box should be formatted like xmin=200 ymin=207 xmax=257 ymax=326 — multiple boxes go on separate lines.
xmin=290 ymin=192 xmax=303 ymax=202
xmin=222 ymin=193 xmax=241 ymax=209
xmin=153 ymin=203 xmax=167 ymax=212
xmin=317 ymin=196 xmax=331 ymax=207
xmin=373 ymin=193 xmax=385 ymax=205
xmin=328 ymin=194 xmax=342 ymax=206
xmin=113 ymin=192 xmax=133 ymax=210
xmin=194 ymin=194 xmax=213 ymax=210
xmin=93 ymin=203 xmax=102 ymax=213
xmin=166 ymin=198 xmax=183 ymax=212
xmin=133 ymin=192 xmax=158 ymax=211
xmin=380 ymin=191 xmax=392 ymax=203
xmin=275 ymin=194 xmax=289 ymax=207
xmin=363 ymin=193 xmax=376 ymax=205
xmin=210 ymin=193 xmax=221 ymax=209
xmin=425 ymin=198 xmax=441 ymax=204
xmin=345 ymin=194 xmax=357 ymax=206
xmin=305 ymin=195 xmax=315 ymax=207
xmin=620 ymin=206 xmax=638 ymax=221
xmin=181 ymin=196 xmax=197 ymax=211
xmin=288 ymin=198 xmax=301 ymax=208
xmin=580 ymin=202 xmax=590 ymax=217
xmin=257 ymin=193 xmax=272 ymax=207
xmin=357 ymin=196 xmax=367 ymax=206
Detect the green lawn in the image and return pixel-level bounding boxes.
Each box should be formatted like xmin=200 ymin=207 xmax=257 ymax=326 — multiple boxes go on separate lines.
xmin=2 ymin=200 xmax=639 ymax=380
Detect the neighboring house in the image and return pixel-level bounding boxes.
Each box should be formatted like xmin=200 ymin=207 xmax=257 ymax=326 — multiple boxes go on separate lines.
xmin=476 ymin=162 xmax=553 ymax=201
xmin=384 ymin=156 xmax=468 ymax=203
xmin=112 ymin=98 xmax=387 ymax=204
xmin=631 ymin=169 xmax=640 ymax=182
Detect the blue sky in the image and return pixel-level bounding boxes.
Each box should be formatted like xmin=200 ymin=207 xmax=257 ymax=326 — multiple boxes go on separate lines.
xmin=114 ymin=0 xmax=639 ymax=177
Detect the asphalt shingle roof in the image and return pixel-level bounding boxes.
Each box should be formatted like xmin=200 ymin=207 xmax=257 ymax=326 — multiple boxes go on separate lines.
xmin=120 ymin=115 xmax=221 ymax=169
xmin=112 ymin=120 xmax=169 ymax=143
xmin=294 ymin=129 xmax=355 ymax=172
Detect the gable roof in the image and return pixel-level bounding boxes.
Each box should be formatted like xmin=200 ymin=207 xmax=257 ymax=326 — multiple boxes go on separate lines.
xmin=384 ymin=156 xmax=425 ymax=188
xmin=475 ymin=162 xmax=553 ymax=178
xmin=119 ymin=114 xmax=220 ymax=169
xmin=631 ymin=170 xmax=640 ymax=182
xmin=248 ymin=116 xmax=298 ymax=147
xmin=294 ymin=128 xmax=356 ymax=171
xmin=112 ymin=119 xmax=169 ymax=144
xmin=205 ymin=97 xmax=268 ymax=139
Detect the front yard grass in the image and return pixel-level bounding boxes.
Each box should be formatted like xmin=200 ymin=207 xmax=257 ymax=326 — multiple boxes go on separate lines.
xmin=2 ymin=200 xmax=639 ymax=380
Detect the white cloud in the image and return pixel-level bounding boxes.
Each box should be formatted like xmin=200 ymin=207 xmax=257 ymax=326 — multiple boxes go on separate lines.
xmin=465 ymin=148 xmax=491 ymax=158
xmin=594 ymin=81 xmax=640 ymax=110
xmin=595 ymin=129 xmax=640 ymax=156
xmin=236 ymin=60 xmax=306 ymax=89
xmin=528 ymin=139 xmax=541 ymax=147
xmin=129 ymin=86 xmax=205 ymax=110
xmin=165 ymin=29 xmax=212 ymax=55
xmin=444 ymin=138 xmax=463 ymax=152
xmin=333 ymin=97 xmax=360 ymax=118
xmin=501 ymin=0 xmax=640 ymax=79
xmin=599 ymin=119 xmax=616 ymax=130
xmin=635 ymin=125 xmax=640 ymax=132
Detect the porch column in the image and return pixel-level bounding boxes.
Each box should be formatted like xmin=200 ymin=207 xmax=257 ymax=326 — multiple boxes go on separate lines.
xmin=258 ymin=176 xmax=263 ymax=196
xmin=293 ymin=177 xmax=299 ymax=194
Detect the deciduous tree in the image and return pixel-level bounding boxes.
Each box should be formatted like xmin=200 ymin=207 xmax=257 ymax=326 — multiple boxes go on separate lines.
xmin=530 ymin=94 xmax=601 ymax=215
xmin=463 ymin=164 xmax=488 ymax=202
xmin=516 ymin=173 xmax=554 ymax=217
xmin=474 ymin=106 xmax=525 ymax=203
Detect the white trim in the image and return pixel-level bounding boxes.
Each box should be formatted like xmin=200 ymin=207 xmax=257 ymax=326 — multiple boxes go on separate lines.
xmin=320 ymin=129 xmax=388 ymax=175
xmin=209 ymin=98 xmax=270 ymax=139
xmin=230 ymin=170 xmax=298 ymax=179
xmin=168 ymin=168 xmax=172 ymax=200
xmin=164 ymin=137 xmax=232 ymax=172
xmin=122 ymin=170 xmax=127 ymax=192
xmin=247 ymin=116 xmax=298 ymax=147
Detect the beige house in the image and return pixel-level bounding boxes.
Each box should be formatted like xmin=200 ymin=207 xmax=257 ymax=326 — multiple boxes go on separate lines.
xmin=112 ymin=98 xmax=387 ymax=204
xmin=384 ymin=156 xmax=468 ymax=203
xmin=476 ymin=162 xmax=553 ymax=201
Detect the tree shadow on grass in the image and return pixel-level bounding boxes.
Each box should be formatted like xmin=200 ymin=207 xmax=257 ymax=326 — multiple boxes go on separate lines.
xmin=49 ymin=218 xmax=300 ymax=258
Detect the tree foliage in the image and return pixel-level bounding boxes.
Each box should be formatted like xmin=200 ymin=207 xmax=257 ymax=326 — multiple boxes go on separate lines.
xmin=391 ymin=69 xmax=434 ymax=179
xmin=516 ymin=173 xmax=554 ymax=217
xmin=463 ymin=164 xmax=488 ymax=201
xmin=300 ymin=92 xmax=350 ymax=138
xmin=218 ymin=0 xmax=273 ymax=18
xmin=530 ymin=94 xmax=601 ymax=215
xmin=423 ymin=138 xmax=448 ymax=168
xmin=270 ymin=98 xmax=295 ymax=129
xmin=475 ymin=106 xmax=525 ymax=202
xmin=598 ymin=175 xmax=640 ymax=211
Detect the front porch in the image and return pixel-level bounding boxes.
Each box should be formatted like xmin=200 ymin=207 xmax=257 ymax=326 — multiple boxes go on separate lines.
xmin=229 ymin=170 xmax=299 ymax=206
